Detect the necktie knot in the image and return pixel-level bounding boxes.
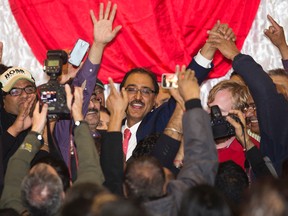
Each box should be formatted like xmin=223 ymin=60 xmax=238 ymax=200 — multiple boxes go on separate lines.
xmin=123 ymin=128 xmax=131 ymax=155
xmin=124 ymin=128 xmax=131 ymax=139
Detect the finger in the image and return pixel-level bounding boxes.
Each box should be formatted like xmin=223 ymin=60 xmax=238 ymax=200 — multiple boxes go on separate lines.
xmin=41 ymin=103 xmax=48 ymax=116
xmin=99 ymin=2 xmax=104 ymax=20
xmin=112 ymin=25 xmax=122 ymax=36
xmin=228 ymin=109 xmax=246 ymax=126
xmin=224 ymin=28 xmax=233 ymax=40
xmin=26 ymin=95 xmax=36 ymax=114
xmin=109 ymin=3 xmax=117 ymax=21
xmin=90 ymin=10 xmax=97 ymax=25
xmin=65 ymin=84 xmax=73 ymax=110
xmin=208 ymin=31 xmax=225 ymax=39
xmin=226 ymin=116 xmax=241 ymax=129
xmin=267 ymin=14 xmax=281 ymax=29
xmin=108 ymin=77 xmax=118 ymax=95
xmin=121 ymin=87 xmax=129 ymax=104
xmin=104 ymin=1 xmax=112 ymax=20
xmin=33 ymin=101 xmax=40 ymax=115
xmin=219 ymin=23 xmax=229 ymax=35
xmin=269 ymin=26 xmax=276 ymax=33
xmin=206 ymin=37 xmax=222 ymax=44
xmin=210 ymin=20 xmax=221 ymax=32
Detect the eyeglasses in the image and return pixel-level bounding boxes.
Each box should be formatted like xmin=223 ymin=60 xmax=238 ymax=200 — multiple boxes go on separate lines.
xmin=243 ymin=103 xmax=257 ymax=113
xmin=125 ymin=87 xmax=155 ymax=96
xmin=7 ymin=86 xmax=36 ymax=96
xmin=90 ymin=94 xmax=102 ymax=103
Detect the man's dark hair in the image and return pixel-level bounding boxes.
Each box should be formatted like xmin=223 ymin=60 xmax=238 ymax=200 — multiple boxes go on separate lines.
xmin=61 ymin=182 xmax=117 ymax=216
xmin=30 ymin=155 xmax=70 ymax=192
xmin=268 ymin=68 xmax=288 ymax=76
xmin=119 ymin=68 xmax=159 ymax=95
xmin=215 ymin=161 xmax=249 ymax=205
xmin=98 ymin=199 xmax=148 ymax=216
xmin=241 ymin=177 xmax=288 ymax=216
xmin=131 ymin=133 xmax=160 ymax=159
xmin=124 ymin=156 xmax=165 ymax=202
xmin=179 ymin=184 xmax=232 ymax=216
xmin=21 ymin=163 xmax=64 ymax=216
xmin=0 ymin=64 xmax=12 ymax=75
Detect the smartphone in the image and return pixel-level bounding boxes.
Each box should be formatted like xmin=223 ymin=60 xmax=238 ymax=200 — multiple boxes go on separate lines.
xmin=161 ymin=73 xmax=178 ymax=89
xmin=68 ymin=39 xmax=90 ymax=67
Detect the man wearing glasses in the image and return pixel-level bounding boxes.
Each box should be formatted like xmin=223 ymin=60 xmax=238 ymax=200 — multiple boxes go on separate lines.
xmin=0 ymin=67 xmax=36 ymax=177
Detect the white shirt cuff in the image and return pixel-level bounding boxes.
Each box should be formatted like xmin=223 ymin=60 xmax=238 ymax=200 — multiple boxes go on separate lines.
xmin=194 ymin=50 xmax=213 ymax=68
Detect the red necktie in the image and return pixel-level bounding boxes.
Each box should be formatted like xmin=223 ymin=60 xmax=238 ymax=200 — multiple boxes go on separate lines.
xmin=123 ymin=128 xmax=131 ymax=155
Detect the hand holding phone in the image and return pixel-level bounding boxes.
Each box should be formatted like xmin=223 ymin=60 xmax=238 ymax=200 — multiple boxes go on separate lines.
xmin=68 ymin=39 xmax=90 ymax=67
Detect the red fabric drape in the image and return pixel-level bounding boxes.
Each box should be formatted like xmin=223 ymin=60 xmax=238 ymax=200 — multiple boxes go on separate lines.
xmin=9 ymin=0 xmax=260 ymax=83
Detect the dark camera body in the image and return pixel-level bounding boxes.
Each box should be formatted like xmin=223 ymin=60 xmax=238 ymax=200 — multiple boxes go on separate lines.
xmin=210 ymin=105 xmax=240 ymax=140
xmin=38 ymin=50 xmax=70 ymax=119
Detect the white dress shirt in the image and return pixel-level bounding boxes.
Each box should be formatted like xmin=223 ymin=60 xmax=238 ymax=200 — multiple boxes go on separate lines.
xmin=122 ymin=121 xmax=142 ymax=161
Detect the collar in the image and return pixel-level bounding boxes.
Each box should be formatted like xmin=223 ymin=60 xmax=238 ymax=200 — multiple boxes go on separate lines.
xmin=216 ymin=137 xmax=235 ymax=149
xmin=122 ymin=120 xmax=142 ymax=134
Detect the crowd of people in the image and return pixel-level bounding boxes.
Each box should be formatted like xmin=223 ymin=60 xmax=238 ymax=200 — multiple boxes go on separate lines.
xmin=0 ymin=2 xmax=288 ymax=216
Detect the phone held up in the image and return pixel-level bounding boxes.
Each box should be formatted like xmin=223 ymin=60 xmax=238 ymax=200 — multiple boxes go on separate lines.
xmin=68 ymin=39 xmax=90 ymax=67
xmin=161 ymin=73 xmax=178 ymax=89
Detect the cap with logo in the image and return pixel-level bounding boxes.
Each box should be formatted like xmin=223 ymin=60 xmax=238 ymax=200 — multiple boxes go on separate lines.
xmin=0 ymin=67 xmax=35 ymax=92
xmin=96 ymin=78 xmax=105 ymax=90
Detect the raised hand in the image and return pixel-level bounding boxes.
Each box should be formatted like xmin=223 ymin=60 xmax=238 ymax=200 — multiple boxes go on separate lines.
xmin=264 ymin=15 xmax=288 ymax=60
xmin=106 ymin=77 xmax=128 ymax=131
xmin=7 ymin=94 xmax=36 ymax=137
xmin=106 ymin=77 xmax=128 ymax=117
xmin=206 ymin=30 xmax=240 ymax=61
xmin=65 ymin=84 xmax=84 ymax=122
xmin=31 ymin=102 xmax=48 ymax=133
xmin=201 ymin=20 xmax=236 ymax=60
xmin=88 ymin=1 xmax=122 ymax=64
xmin=177 ymin=65 xmax=200 ymax=102
xmin=226 ymin=110 xmax=254 ymax=150
xmin=90 ymin=1 xmax=122 ymax=46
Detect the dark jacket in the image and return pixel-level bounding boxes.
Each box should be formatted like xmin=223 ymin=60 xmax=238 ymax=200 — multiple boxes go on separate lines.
xmin=233 ymin=54 xmax=288 ymax=175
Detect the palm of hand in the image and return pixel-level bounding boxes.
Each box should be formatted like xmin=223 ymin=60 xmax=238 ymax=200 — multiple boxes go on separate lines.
xmin=94 ymin=21 xmax=115 ymax=44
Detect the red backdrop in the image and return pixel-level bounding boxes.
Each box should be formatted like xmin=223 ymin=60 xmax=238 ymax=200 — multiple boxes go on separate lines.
xmin=9 ymin=0 xmax=260 ymax=83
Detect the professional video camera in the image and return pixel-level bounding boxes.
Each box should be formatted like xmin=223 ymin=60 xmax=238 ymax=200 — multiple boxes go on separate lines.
xmin=210 ymin=105 xmax=240 ymax=140
xmin=37 ymin=50 xmax=70 ymax=119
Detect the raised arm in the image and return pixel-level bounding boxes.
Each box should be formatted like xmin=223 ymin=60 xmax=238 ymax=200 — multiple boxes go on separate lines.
xmin=207 ymin=31 xmax=288 ymax=175
xmin=168 ymin=67 xmax=218 ymax=210
xmin=100 ymin=78 xmax=128 ymax=195
xmin=65 ymin=84 xmax=104 ymax=185
xmin=264 ymin=15 xmax=288 ymax=65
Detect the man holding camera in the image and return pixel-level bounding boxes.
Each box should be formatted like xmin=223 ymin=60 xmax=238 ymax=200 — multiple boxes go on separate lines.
xmin=207 ymin=80 xmax=260 ymax=169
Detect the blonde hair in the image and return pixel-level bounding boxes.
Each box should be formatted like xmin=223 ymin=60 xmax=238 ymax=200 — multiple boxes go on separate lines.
xmin=207 ymin=80 xmax=250 ymax=111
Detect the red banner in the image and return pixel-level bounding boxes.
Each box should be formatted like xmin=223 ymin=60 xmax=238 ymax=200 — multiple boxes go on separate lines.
xmin=9 ymin=0 xmax=260 ymax=83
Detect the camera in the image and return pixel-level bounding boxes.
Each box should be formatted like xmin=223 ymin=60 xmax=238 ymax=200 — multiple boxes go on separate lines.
xmin=210 ymin=105 xmax=240 ymax=140
xmin=37 ymin=50 xmax=70 ymax=119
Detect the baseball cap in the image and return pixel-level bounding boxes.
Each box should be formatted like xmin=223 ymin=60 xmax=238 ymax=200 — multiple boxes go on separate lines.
xmin=0 ymin=67 xmax=35 ymax=92
xmin=96 ymin=78 xmax=105 ymax=89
